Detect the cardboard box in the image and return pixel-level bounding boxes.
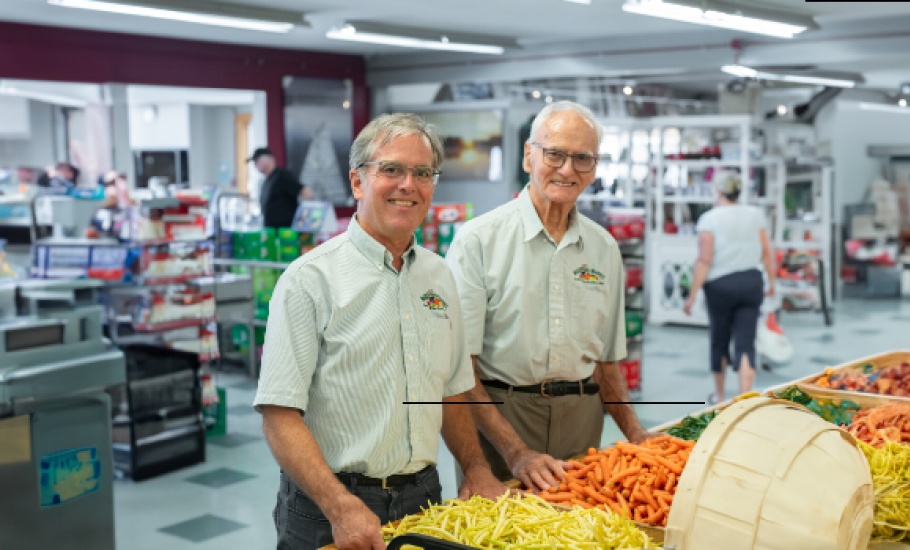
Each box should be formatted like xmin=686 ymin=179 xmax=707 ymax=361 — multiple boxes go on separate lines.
xmin=434 ymin=203 xmax=473 ymax=224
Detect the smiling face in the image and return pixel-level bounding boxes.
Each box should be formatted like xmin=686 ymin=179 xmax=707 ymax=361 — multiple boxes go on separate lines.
xmin=523 ymin=111 xmax=599 ymax=209
xmin=350 ymin=132 xmax=436 ymax=253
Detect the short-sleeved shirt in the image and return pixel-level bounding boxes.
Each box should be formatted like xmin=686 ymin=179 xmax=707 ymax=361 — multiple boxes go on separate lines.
xmin=253 ymin=216 xmax=475 ymax=477
xmin=696 ymin=204 xmax=766 ymax=281
xmin=445 ymin=187 xmax=627 ymax=387
xmin=260 ymin=167 xmax=303 ymax=228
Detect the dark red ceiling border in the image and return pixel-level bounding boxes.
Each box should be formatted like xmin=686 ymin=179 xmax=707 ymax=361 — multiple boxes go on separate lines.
xmin=0 ymin=21 xmax=369 ymax=166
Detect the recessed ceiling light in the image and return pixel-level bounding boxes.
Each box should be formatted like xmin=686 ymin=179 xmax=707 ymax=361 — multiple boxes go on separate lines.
xmin=900 ymin=99 xmax=908 ymax=108
xmin=342 ymin=100 xmax=351 ymax=109
xmin=776 ymin=104 xmax=788 ymax=116
xmin=545 ymin=96 xmax=554 ymax=103
xmin=623 ymin=85 xmax=634 ymax=95
xmin=531 ymin=90 xmax=541 ymax=99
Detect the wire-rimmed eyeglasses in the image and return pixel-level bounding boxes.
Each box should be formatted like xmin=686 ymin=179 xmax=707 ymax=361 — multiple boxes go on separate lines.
xmin=530 ymin=141 xmax=599 ymax=173
xmin=358 ymin=161 xmax=441 ymax=186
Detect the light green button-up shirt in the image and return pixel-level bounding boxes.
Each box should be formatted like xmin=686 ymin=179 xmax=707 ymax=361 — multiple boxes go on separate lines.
xmin=254 ymin=216 xmax=475 ymax=478
xmin=446 ymin=187 xmax=627 ymax=386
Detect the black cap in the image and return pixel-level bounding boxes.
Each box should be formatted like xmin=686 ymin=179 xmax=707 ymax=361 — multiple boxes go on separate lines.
xmin=248 ymin=147 xmax=273 ymax=162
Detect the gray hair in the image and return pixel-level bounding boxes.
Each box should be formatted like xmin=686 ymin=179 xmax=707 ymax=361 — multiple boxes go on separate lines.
xmin=349 ymin=113 xmax=444 ymax=170
xmin=529 ymin=101 xmax=603 ymax=148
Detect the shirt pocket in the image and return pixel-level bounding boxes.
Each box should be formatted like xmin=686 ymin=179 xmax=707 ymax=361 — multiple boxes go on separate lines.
xmin=569 ymin=278 xmax=610 ymax=339
xmin=421 ymin=315 xmax=453 ymax=396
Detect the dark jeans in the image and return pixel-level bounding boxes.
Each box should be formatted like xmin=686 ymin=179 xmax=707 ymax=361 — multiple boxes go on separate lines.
xmin=703 ymin=268 xmax=764 ymax=373
xmin=274 ymin=467 xmax=442 ymax=550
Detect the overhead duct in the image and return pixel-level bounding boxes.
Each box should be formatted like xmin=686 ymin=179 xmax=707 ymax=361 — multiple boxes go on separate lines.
xmin=793 ymin=86 xmax=843 ymax=124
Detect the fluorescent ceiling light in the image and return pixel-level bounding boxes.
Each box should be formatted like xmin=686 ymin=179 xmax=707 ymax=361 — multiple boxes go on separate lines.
xmin=47 ymin=0 xmax=304 ymax=33
xmin=622 ymin=0 xmax=816 ymax=39
xmin=326 ymin=21 xmax=517 ymax=55
xmin=721 ymin=65 xmax=860 ymax=88
xmin=0 ymin=82 xmax=88 ymax=107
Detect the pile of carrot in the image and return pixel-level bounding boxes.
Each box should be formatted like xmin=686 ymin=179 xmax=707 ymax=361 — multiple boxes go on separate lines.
xmin=848 ymin=402 xmax=910 ymax=447
xmin=537 ymin=435 xmax=695 ymax=527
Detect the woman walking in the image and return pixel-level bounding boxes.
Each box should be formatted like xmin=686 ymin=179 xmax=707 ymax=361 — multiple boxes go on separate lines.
xmin=683 ymin=171 xmax=776 ymax=404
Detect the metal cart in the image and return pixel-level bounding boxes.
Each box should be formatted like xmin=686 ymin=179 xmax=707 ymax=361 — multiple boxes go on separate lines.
xmin=0 ymin=278 xmax=125 ymax=550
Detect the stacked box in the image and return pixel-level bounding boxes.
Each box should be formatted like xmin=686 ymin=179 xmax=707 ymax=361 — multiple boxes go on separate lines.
xmin=277 ymin=228 xmax=300 ymax=263
xmin=415 ymin=203 xmax=473 ymax=256
xmin=234 ymin=229 xmax=277 ymax=261
xmin=625 ymin=309 xmax=643 ymax=338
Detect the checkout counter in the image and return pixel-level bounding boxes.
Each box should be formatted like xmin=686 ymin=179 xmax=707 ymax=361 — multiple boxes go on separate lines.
xmin=0 ymin=278 xmax=124 ymax=550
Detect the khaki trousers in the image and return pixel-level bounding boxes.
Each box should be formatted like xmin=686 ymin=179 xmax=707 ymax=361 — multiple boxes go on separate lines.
xmin=478 ymin=385 xmax=604 ymax=481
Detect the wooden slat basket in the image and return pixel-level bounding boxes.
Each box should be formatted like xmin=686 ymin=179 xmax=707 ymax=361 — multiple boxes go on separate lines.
xmin=665 ymin=397 xmax=874 ymax=550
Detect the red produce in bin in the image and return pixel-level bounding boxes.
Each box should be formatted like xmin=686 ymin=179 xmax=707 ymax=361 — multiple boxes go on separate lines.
xmin=608 ymin=224 xmax=629 ymax=241
xmin=625 ymin=265 xmax=643 ymax=289
xmin=619 ymin=359 xmax=641 ymax=391
xmin=627 ymin=218 xmax=645 ymax=239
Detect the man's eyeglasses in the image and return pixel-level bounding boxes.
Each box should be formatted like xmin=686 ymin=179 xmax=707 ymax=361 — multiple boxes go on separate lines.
xmin=530 ymin=141 xmax=599 ymax=173
xmin=358 ymin=161 xmax=441 ymax=187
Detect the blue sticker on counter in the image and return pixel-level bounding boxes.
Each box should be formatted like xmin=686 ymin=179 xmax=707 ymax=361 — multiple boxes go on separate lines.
xmin=38 ymin=447 xmax=101 ymax=506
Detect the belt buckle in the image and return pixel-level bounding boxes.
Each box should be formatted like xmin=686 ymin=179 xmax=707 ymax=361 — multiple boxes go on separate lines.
xmin=540 ymin=378 xmax=554 ymax=398
xmin=381 ymin=477 xmax=390 ymax=490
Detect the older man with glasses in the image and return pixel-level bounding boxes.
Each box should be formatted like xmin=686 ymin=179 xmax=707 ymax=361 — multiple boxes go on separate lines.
xmin=446 ymin=101 xmax=652 ymax=493
xmin=255 ymin=113 xmax=504 ymax=550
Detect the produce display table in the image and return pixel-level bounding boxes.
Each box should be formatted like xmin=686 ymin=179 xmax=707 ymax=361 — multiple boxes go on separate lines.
xmin=321 ymin=349 xmax=910 ymax=550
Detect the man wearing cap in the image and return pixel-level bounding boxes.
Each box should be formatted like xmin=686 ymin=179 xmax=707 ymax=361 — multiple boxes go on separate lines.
xmin=445 ymin=101 xmax=652 ymax=493
xmin=249 ymin=147 xmax=314 ymax=228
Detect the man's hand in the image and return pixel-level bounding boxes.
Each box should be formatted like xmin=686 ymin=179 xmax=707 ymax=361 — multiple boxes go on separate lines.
xmin=508 ymin=448 xmax=572 ymax=493
xmin=325 ymin=493 xmax=386 ymax=550
xmin=627 ymin=429 xmax=662 ymax=445
xmin=458 ymin=464 xmax=509 ymax=500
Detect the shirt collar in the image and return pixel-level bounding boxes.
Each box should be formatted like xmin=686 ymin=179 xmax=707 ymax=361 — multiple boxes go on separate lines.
xmin=348 ymin=214 xmax=417 ymax=269
xmin=517 ymin=186 xmax=583 ymax=248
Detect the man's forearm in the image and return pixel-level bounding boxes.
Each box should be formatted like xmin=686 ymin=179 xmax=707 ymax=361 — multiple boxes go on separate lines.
xmin=596 ymin=361 xmax=647 ymax=441
xmin=464 ymin=374 xmax=529 ymax=467
xmin=441 ymin=394 xmax=492 ymax=473
xmin=260 ymin=405 xmax=350 ymax=520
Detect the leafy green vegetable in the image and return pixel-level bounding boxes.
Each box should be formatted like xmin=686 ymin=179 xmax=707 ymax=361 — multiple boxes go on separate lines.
xmin=772 ymin=386 xmax=862 ymax=425
xmin=665 ymin=410 xmax=720 ymax=441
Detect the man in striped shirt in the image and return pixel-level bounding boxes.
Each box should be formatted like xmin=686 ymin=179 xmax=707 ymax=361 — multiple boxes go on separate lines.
xmin=255 ymin=113 xmax=505 ymax=550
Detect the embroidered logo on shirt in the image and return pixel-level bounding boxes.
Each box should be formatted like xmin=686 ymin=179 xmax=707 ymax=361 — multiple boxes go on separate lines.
xmin=420 ymin=290 xmax=448 ymax=310
xmin=573 ymin=265 xmax=605 ymax=285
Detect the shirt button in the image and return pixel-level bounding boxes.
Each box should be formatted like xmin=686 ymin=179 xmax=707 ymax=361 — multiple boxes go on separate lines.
xmin=407 ymin=354 xmax=414 ymax=362
xmin=554 ymin=354 xmax=560 ymax=361
xmin=554 ymin=318 xmax=561 ymax=326
xmin=554 ymin=284 xmax=560 ymax=291
xmin=404 ymin=313 xmax=410 ymax=321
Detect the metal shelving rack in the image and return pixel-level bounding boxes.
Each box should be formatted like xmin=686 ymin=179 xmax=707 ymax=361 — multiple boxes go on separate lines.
xmin=645 ymin=115 xmax=783 ymax=327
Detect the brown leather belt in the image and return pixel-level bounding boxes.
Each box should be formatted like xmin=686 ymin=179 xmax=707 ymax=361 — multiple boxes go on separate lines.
xmin=482 ymin=377 xmax=599 ymax=397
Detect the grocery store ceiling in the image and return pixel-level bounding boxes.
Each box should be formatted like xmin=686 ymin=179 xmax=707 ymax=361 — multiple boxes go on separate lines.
xmin=4 ymin=0 xmax=910 ymax=93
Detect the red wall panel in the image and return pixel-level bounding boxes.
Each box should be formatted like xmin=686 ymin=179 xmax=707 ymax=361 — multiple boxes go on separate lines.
xmin=0 ymin=21 xmax=369 ymax=166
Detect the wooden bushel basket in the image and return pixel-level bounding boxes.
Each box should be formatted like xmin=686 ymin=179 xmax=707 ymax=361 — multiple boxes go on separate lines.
xmin=666 ymin=397 xmax=874 ymax=550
